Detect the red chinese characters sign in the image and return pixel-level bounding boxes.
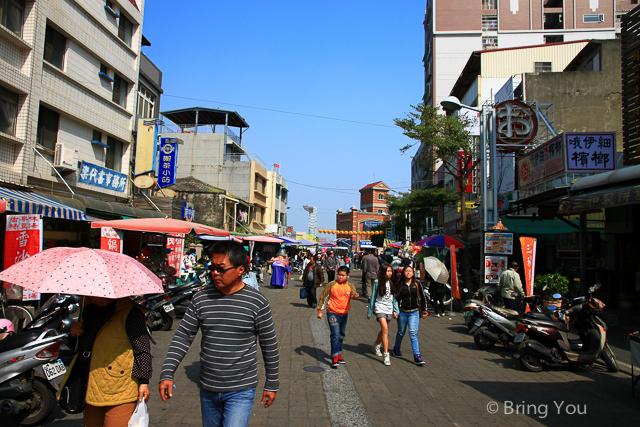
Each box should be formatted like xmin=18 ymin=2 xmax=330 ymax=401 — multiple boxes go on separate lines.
xmin=4 ymin=215 xmax=42 ymax=301
xmin=517 ymin=136 xmax=565 ymax=189
xmin=519 ymin=237 xmax=537 ymax=297
xmin=457 ymin=151 xmax=473 ymax=193
xmin=100 ymin=227 xmax=123 ymax=253
xmin=166 ymin=233 xmax=184 ymax=276
xmin=495 ymin=101 xmax=538 ymax=150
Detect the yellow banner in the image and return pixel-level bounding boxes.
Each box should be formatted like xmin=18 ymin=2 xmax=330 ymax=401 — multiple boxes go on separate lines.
xmin=134 ymin=118 xmax=157 ymax=176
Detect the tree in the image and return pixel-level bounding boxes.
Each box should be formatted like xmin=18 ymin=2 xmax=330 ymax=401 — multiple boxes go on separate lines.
xmin=394 ymin=104 xmax=480 ymax=289
xmin=386 ymin=188 xmax=459 ymax=238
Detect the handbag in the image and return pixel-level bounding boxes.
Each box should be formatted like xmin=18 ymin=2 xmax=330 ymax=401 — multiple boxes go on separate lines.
xmin=59 ymin=351 xmax=91 ymax=414
xmin=128 ymin=401 xmax=149 ymax=427
xmin=300 ymin=286 xmax=307 ymax=299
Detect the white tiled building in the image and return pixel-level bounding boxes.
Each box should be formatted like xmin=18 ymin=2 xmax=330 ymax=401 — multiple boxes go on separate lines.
xmin=0 ymin=0 xmax=150 ymax=208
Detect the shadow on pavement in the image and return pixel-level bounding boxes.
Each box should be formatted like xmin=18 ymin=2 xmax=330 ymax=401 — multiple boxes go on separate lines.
xmin=295 ymin=344 xmax=330 ymax=365
xmin=290 ymin=302 xmax=309 ymax=308
xmin=184 ymin=360 xmax=201 ymax=384
xmin=448 ymin=325 xmax=471 ymax=334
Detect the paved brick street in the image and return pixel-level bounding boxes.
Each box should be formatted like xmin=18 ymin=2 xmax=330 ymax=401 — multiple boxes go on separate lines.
xmin=40 ymin=270 xmax=640 ymax=427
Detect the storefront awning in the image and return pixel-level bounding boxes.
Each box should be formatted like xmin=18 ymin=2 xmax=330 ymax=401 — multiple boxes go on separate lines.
xmin=84 ymin=198 xmax=166 ymax=219
xmin=0 ymin=187 xmax=86 ymax=220
xmin=558 ymin=183 xmax=640 ymax=214
xmin=500 ymin=217 xmax=580 ymax=235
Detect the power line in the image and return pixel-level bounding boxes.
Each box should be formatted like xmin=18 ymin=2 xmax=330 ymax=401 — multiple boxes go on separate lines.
xmin=163 ymin=94 xmax=397 ymax=129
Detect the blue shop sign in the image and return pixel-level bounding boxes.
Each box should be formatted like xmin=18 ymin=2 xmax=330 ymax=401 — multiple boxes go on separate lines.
xmin=158 ymin=138 xmax=177 ymax=188
xmin=79 ymin=161 xmax=127 ymax=193
xmin=182 ymin=202 xmax=195 ymax=222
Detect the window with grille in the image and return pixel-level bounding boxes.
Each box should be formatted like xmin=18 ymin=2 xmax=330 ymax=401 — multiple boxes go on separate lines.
xmin=482 ymin=36 xmax=498 ymax=50
xmin=44 ymin=25 xmax=66 ymax=70
xmin=482 ymin=15 xmax=498 ymax=31
xmin=535 ymin=62 xmax=552 ymax=72
xmin=137 ymin=86 xmax=155 ymax=117
xmin=1 ymin=0 xmax=24 ymax=37
xmin=482 ymin=0 xmax=497 ymax=10
xmin=0 ymin=86 xmax=19 ymax=136
xmin=106 ymin=136 xmax=123 ymax=172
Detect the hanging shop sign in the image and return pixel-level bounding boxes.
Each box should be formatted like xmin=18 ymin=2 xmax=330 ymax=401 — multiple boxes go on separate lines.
xmin=484 ymin=232 xmax=513 ymax=255
xmin=363 ymin=221 xmax=382 ymax=231
xmin=495 ymin=101 xmax=538 ymax=148
xmin=134 ymin=118 xmax=158 ymax=176
xmin=497 ymin=194 xmax=509 ymax=213
xmin=564 ymin=132 xmax=616 ymax=172
xmin=166 ymin=233 xmax=185 ymax=275
xmin=79 ymin=161 xmax=128 ymax=193
xmin=517 ymin=135 xmax=565 ymax=189
xmin=457 ymin=151 xmax=474 ymax=193
xmin=182 ymin=202 xmax=195 ymax=222
xmin=101 ymin=227 xmax=123 ymax=253
xmin=157 ymin=188 xmax=177 ymax=197
xmin=520 ymin=237 xmax=537 ymax=297
xmin=485 ymin=256 xmax=508 ymax=284
xmin=133 ymin=175 xmax=157 ymax=189
xmin=4 ymin=214 xmax=42 ymax=301
xmin=158 ymin=138 xmax=178 ymax=188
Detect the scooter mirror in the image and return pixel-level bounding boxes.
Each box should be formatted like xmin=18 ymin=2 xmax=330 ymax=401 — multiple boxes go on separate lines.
xmin=68 ymin=303 xmax=80 ymax=315
xmin=552 ymin=293 xmax=562 ymax=299
xmin=462 ymin=288 xmax=468 ymax=293
xmin=547 ymin=305 xmax=557 ymax=311
xmin=542 ymin=285 xmax=548 ymax=292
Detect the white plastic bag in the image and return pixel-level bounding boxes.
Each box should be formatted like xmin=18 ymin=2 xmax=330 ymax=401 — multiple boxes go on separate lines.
xmin=128 ymin=401 xmax=149 ymax=427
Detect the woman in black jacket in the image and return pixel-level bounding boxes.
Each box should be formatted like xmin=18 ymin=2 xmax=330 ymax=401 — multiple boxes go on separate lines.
xmin=391 ymin=266 xmax=428 ymax=365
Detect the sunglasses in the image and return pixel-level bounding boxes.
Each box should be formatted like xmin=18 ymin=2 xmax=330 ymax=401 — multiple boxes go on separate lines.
xmin=211 ymin=265 xmax=238 ymax=274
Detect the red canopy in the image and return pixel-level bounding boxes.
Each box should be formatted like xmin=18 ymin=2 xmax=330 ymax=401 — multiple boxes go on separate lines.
xmin=91 ymin=218 xmax=229 ymax=236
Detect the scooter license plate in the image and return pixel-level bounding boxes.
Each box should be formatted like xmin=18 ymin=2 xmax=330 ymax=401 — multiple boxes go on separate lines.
xmin=163 ymin=303 xmax=175 ymax=313
xmin=462 ymin=311 xmax=474 ymax=318
xmin=43 ymin=359 xmax=67 ymax=381
xmin=474 ymin=318 xmax=483 ymax=327
xmin=513 ymin=333 xmax=525 ymax=343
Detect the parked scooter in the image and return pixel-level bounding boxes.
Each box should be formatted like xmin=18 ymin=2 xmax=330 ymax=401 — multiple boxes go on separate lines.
xmin=0 ymin=324 xmax=68 ymax=425
xmin=138 ymin=277 xmax=207 ymax=330
xmin=514 ymin=284 xmax=618 ymax=372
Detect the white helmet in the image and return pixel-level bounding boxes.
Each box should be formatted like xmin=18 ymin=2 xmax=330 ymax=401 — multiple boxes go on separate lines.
xmin=0 ymin=319 xmax=15 ymax=334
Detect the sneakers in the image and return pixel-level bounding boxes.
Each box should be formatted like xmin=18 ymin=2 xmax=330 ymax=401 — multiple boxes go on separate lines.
xmin=338 ymin=355 xmax=346 ymax=364
xmin=414 ymin=354 xmax=425 ymax=365
xmin=392 ymin=346 xmax=402 ymax=358
xmin=373 ymin=343 xmax=383 ymax=357
xmin=383 ymin=352 xmax=391 ymax=366
xmin=331 ymin=356 xmax=339 ymax=368
xmin=436 ymin=313 xmax=441 ymax=317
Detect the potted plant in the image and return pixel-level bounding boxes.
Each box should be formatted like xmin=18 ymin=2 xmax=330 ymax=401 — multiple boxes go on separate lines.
xmin=534 ymin=274 xmax=569 ymax=308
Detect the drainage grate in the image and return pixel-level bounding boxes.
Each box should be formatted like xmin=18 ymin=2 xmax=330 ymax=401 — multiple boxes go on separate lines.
xmin=303 ymin=366 xmax=325 ymax=373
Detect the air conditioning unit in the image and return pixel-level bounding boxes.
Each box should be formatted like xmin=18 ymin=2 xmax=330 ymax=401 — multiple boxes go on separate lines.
xmin=54 ymin=144 xmax=78 ymax=171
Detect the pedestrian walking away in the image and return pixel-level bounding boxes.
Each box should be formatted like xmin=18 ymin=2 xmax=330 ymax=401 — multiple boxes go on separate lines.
xmin=317 ymin=266 xmax=359 ymax=368
xmin=367 ymin=263 xmax=399 ymax=366
xmin=61 ymin=297 xmax=152 ymax=427
xmin=497 ymin=262 xmax=525 ymax=310
xmin=392 ymin=265 xmax=428 ymax=365
xmin=251 ymin=252 xmax=264 ymax=283
xmin=430 ymin=280 xmax=446 ymax=317
xmin=325 ymin=251 xmax=337 ymax=282
xmin=159 ymin=241 xmax=279 ymax=427
xmin=361 ymin=250 xmax=379 ymax=301
xmin=302 ymin=257 xmax=324 ymax=308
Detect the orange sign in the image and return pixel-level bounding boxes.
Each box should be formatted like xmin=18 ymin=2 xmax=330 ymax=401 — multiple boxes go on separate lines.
xmin=519 ymin=236 xmax=537 ymax=296
xmin=450 ymin=245 xmax=461 ymax=299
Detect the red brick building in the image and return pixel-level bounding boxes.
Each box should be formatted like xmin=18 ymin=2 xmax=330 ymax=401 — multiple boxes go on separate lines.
xmin=335 ymin=182 xmax=390 ymax=251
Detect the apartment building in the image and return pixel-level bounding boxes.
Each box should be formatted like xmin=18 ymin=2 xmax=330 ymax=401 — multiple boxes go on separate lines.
xmin=0 ymin=0 xmax=165 ymax=217
xmin=265 ymin=168 xmax=289 ymax=236
xmin=413 ymin=0 xmax=637 ymax=190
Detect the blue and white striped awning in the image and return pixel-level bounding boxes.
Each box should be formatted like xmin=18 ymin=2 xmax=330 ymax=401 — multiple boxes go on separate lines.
xmin=0 ymin=187 xmax=87 ymax=221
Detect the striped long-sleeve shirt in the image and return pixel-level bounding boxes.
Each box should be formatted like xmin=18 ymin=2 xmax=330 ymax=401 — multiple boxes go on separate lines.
xmin=159 ymin=285 xmax=279 ymax=392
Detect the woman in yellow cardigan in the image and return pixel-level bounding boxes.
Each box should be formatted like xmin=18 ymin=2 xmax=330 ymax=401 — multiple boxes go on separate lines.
xmin=67 ymin=297 xmax=152 ymax=427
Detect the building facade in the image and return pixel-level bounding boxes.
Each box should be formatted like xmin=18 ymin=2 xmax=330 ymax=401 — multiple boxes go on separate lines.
xmin=265 ymin=169 xmax=289 ymax=236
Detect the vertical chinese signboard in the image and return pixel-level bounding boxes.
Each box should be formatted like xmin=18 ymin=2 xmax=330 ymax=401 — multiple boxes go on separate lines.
xmin=166 ymin=233 xmax=184 ymax=275
xmin=4 ymin=215 xmax=42 ymax=300
xmin=622 ymin=7 xmax=640 ymax=165
xmin=158 ymin=138 xmax=177 ymax=188
xmin=100 ymin=227 xmax=123 ymax=253
xmin=134 ymin=118 xmax=158 ymax=176
xmin=564 ymin=133 xmax=616 ymax=172
xmin=520 ymin=237 xmax=537 ymax=297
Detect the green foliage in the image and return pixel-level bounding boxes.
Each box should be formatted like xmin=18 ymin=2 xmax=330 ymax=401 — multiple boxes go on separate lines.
xmin=534 ymin=273 xmax=570 ymax=297
xmin=370 ymin=223 xmax=386 ymax=247
xmin=385 ymin=188 xmax=458 ymax=237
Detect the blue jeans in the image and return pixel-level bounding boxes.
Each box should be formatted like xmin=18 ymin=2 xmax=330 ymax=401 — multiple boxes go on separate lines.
xmin=394 ymin=310 xmax=420 ymax=354
xmin=327 ymin=312 xmax=348 ymax=357
xmin=200 ymin=387 xmax=256 ymax=427
xmin=504 ymin=297 xmax=516 ymax=310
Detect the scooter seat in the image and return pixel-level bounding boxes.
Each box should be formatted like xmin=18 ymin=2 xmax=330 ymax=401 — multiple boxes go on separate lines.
xmin=0 ymin=328 xmax=48 ymax=353
xmin=493 ymin=307 xmax=520 ymax=320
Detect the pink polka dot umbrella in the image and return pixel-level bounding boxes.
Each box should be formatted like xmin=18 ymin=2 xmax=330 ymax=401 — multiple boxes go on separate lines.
xmin=0 ymin=247 xmax=163 ymax=298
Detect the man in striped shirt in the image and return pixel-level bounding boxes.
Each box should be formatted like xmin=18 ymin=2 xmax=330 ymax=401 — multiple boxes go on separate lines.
xmin=159 ymin=241 xmax=279 ymax=427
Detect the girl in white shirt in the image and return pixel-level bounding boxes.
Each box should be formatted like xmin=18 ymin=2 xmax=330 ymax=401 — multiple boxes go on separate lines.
xmin=367 ymin=263 xmax=399 ymax=366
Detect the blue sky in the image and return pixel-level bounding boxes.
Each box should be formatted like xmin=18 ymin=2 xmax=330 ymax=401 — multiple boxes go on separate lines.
xmin=142 ymin=1 xmax=426 ymax=233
